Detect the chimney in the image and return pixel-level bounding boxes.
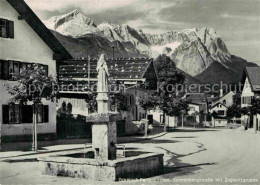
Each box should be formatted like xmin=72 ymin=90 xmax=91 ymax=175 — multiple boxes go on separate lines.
xmin=220 ymin=88 xmax=223 ymax=97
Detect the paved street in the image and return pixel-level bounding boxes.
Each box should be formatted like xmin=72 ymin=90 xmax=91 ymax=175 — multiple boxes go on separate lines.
xmin=0 ymin=128 xmax=260 ymax=185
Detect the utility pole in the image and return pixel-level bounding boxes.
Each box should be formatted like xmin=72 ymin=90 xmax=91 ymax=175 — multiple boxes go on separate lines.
xmin=182 ymin=114 xmax=184 ymax=128
xmin=88 ymin=56 xmax=90 ymax=87
xmin=145 ymin=110 xmax=148 ymax=138
xmin=32 ymin=103 xmax=38 ymax=152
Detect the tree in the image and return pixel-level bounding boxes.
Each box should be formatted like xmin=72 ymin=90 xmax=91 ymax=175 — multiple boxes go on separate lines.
xmin=67 ymin=103 xmax=73 ymax=114
xmin=84 ymin=80 xmax=129 ymax=115
xmin=227 ymin=104 xmax=242 ymax=124
xmin=240 ymin=107 xmax=251 ymax=128
xmin=227 ymin=99 xmax=260 ymax=129
xmin=211 ymin=111 xmax=218 ymax=128
xmin=191 ymin=111 xmax=199 ymax=128
xmin=61 ymin=101 xmax=67 ymax=113
xmin=6 ymin=64 xmax=57 ymax=152
xmin=139 ymin=55 xmax=187 ymax=132
xmin=249 ymin=99 xmax=260 ymax=115
xmin=139 ymin=92 xmax=160 ymax=136
xmin=110 ymin=92 xmax=129 ymax=114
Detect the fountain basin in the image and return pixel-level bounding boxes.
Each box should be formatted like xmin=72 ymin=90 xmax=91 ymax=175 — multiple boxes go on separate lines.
xmin=38 ymin=149 xmax=164 ymax=181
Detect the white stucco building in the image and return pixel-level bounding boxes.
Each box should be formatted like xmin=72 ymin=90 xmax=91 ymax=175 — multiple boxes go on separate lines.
xmin=209 ymin=102 xmax=228 ymax=127
xmin=241 ymin=67 xmax=260 ymax=131
xmin=0 ymin=0 xmax=72 ymax=141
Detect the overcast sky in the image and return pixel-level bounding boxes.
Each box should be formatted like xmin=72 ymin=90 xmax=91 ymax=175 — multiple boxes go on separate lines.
xmin=25 ymin=0 xmax=260 ymax=64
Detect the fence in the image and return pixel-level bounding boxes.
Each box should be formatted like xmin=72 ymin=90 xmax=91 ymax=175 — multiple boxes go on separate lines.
xmin=57 ymin=114 xmax=126 ymax=139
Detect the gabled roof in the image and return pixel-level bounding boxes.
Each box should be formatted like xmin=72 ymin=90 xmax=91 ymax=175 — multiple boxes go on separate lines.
xmin=210 ymin=102 xmax=227 ymax=110
xmin=59 ymin=58 xmax=154 ymax=79
xmin=186 ymin=93 xmax=206 ymax=104
xmin=244 ymin=67 xmax=260 ymax=92
xmin=211 ymin=91 xmax=235 ymax=106
xmin=207 ymin=96 xmax=219 ymax=104
xmin=7 ymin=0 xmax=72 ymax=59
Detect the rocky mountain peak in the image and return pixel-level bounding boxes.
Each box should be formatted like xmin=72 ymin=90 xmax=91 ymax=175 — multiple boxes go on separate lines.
xmin=44 ymin=10 xmax=254 ymax=82
xmin=44 ymin=9 xmax=97 ymax=37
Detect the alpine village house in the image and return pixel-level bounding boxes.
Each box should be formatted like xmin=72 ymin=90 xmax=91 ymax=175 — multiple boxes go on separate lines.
xmin=57 ymin=58 xmax=158 ymax=136
xmin=0 ymin=0 xmax=72 ymax=142
xmin=241 ymin=67 xmax=260 ymax=131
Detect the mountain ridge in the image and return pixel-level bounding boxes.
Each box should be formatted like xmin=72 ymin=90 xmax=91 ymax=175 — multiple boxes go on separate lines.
xmin=45 ymin=10 xmax=258 ymax=85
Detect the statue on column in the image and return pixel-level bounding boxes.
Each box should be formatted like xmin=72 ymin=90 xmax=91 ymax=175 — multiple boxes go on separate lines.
xmin=97 ymin=53 xmax=109 ymax=93
xmin=96 ymin=53 xmax=109 ymax=113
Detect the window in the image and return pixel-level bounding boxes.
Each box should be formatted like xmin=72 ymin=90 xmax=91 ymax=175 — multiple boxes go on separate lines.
xmin=190 ymin=107 xmax=195 ymax=111
xmin=37 ymin=104 xmax=43 ymax=123
xmin=0 ymin=60 xmax=48 ymax=80
xmin=223 ymin=100 xmax=226 ymax=105
xmin=242 ymin=96 xmax=252 ymax=105
xmin=2 ymin=104 xmax=49 ymax=124
xmin=9 ymin=61 xmax=20 ymax=80
xmin=236 ymin=120 xmax=241 ymax=124
xmin=20 ymin=62 xmax=28 ymax=72
xmin=36 ymin=104 xmax=49 ymax=123
xmin=218 ymin=110 xmax=225 ymax=115
xmin=0 ymin=18 xmax=14 ymax=38
xmin=0 ymin=60 xmax=9 ymax=79
xmin=9 ymin=103 xmax=20 ymax=124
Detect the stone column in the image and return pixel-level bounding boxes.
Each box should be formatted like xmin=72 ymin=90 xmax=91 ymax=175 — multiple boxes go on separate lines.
xmin=91 ymin=54 xmax=118 ymax=160
xmin=96 ymin=92 xmax=109 ymax=114
xmin=90 ymin=115 xmax=118 ymax=161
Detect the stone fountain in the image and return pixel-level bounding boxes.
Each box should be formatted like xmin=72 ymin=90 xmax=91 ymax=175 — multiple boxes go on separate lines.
xmin=38 ymin=54 xmax=164 ymax=181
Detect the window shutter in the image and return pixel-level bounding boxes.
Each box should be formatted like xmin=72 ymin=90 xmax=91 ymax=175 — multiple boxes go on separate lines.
xmin=3 ymin=61 xmax=9 ymax=80
xmin=44 ymin=105 xmax=49 ymax=123
xmin=8 ymin=21 xmax=14 ymax=38
xmin=0 ymin=60 xmax=2 ymax=79
xmin=2 ymin=105 xmax=9 ymax=124
xmin=21 ymin=105 xmax=33 ymax=123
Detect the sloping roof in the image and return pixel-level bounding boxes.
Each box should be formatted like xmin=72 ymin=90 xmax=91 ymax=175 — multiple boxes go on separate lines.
xmin=186 ymin=93 xmax=206 ymax=104
xmin=245 ymin=67 xmax=260 ymax=92
xmin=7 ymin=0 xmax=72 ymax=59
xmin=59 ymin=58 xmax=153 ymax=79
xmin=186 ymin=93 xmax=207 ymax=114
xmin=211 ymin=91 xmax=235 ymax=105
xmin=207 ymin=96 xmax=219 ymax=104
xmin=210 ymin=102 xmax=227 ymax=110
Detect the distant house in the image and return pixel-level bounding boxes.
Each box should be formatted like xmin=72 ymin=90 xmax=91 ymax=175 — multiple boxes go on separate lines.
xmin=0 ymin=0 xmax=72 ymax=141
xmin=211 ymin=90 xmax=235 ymax=108
xmin=184 ymin=93 xmax=208 ymax=126
xmin=241 ymin=67 xmax=260 ymax=131
xmin=208 ymin=90 xmax=237 ymax=127
xmin=57 ymin=58 xmax=158 ymax=135
xmin=209 ymin=102 xmax=228 ymax=127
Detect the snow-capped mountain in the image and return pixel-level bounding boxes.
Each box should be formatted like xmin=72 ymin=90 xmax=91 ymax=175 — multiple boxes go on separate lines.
xmin=44 ymin=10 xmax=257 ymax=84
xmin=44 ymin=9 xmax=99 ymax=37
